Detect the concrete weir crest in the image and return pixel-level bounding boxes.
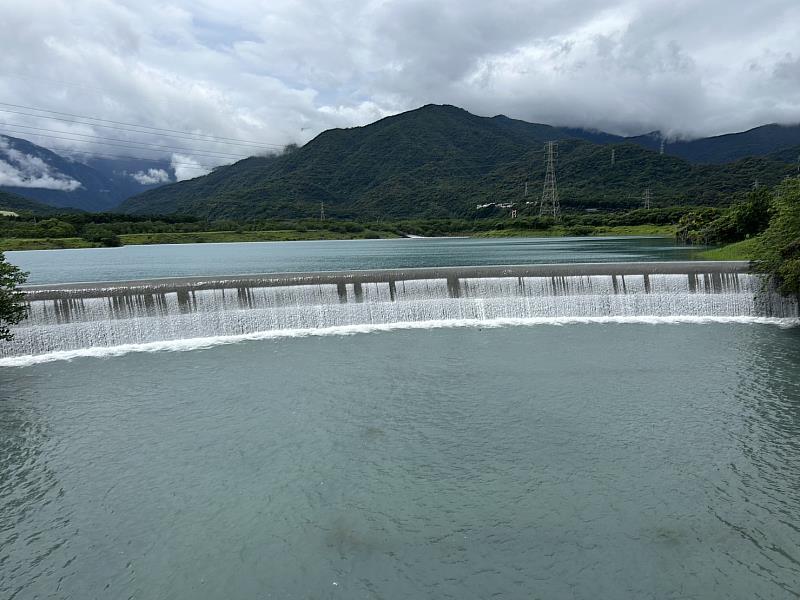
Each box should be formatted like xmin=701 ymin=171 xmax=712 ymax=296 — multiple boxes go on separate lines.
xmin=4 ymin=261 xmax=797 ymax=359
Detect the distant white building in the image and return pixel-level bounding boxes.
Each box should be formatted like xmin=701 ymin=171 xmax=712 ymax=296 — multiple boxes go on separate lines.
xmin=476 ymin=202 xmax=516 ymax=210
xmin=0 ymin=210 xmax=19 ymax=217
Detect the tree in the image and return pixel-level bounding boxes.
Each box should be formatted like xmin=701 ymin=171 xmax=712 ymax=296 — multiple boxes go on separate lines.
xmin=753 ymin=178 xmax=800 ymax=299
xmin=0 ymin=252 xmax=28 ymax=341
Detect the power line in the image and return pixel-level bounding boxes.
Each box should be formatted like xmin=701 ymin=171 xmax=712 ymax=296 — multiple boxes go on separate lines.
xmin=0 ymin=137 xmax=220 ymax=170
xmin=0 ymin=101 xmax=286 ymax=148
xmin=39 ymin=147 xmax=215 ymax=170
xmin=0 ymin=123 xmax=256 ymax=159
xmin=0 ymin=106 xmax=278 ymax=149
xmin=0 ymin=127 xmax=251 ymax=161
xmin=0 ymin=101 xmax=282 ymax=146
xmin=0 ymin=123 xmax=254 ymax=159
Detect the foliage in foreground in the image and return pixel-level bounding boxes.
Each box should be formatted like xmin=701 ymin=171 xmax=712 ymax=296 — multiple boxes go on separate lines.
xmin=676 ymin=189 xmax=771 ymax=245
xmin=752 ymin=178 xmax=800 ymax=297
xmin=0 ymin=252 xmax=28 ymax=341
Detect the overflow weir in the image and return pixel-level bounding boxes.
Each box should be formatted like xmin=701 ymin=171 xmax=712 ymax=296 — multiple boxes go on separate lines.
xmin=5 ymin=261 xmax=798 ymax=360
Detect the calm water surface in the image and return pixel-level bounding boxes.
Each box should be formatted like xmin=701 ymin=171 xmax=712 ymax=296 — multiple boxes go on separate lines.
xmin=2 ymin=324 xmax=799 ymax=599
xmin=7 ymin=236 xmax=701 ymax=284
xmin=3 ymin=238 xmax=798 ymax=599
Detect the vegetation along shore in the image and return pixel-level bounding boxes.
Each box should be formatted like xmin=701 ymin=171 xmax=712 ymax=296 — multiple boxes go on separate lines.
xmin=0 ymin=206 xmax=693 ymax=252
xmin=2 ymin=178 xmax=798 ymax=299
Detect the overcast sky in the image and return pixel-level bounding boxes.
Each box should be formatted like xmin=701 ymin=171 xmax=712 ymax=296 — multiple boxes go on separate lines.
xmin=1 ymin=0 xmax=799 ymax=179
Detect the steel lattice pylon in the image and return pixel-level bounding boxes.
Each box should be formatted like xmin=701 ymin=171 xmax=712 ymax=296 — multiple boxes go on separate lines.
xmin=540 ymin=141 xmax=560 ymax=220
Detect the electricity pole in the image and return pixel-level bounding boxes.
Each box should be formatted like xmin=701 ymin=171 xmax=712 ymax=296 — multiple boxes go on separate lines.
xmin=540 ymin=141 xmax=560 ymax=220
xmin=320 ymin=201 xmax=326 ymax=221
xmin=643 ymin=187 xmax=651 ymax=210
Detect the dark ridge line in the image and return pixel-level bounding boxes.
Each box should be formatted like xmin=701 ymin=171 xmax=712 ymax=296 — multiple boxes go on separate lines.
xmin=21 ymin=261 xmax=752 ymax=301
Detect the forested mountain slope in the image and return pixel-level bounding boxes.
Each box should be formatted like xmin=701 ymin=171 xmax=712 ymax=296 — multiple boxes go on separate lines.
xmin=120 ymin=105 xmax=796 ymax=219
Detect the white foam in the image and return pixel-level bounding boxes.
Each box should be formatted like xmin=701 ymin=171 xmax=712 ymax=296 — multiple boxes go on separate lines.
xmin=1 ymin=316 xmax=797 ymax=368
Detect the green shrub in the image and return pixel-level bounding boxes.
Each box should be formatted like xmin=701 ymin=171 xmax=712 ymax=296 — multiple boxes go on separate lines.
xmin=753 ymin=178 xmax=800 ymax=298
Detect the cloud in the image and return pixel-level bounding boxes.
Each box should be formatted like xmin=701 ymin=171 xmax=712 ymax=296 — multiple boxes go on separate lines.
xmin=0 ymin=0 xmax=798 ymax=173
xmin=0 ymin=138 xmax=82 ymax=190
xmin=171 ymin=154 xmax=210 ymax=182
xmin=130 ymin=168 xmax=171 ymax=185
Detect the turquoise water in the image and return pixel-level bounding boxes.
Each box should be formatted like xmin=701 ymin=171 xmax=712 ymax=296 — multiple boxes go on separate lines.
xmin=2 ymin=324 xmax=799 ymax=599
xmin=7 ymin=236 xmax=699 ymax=284
xmin=2 ymin=238 xmax=799 ymax=599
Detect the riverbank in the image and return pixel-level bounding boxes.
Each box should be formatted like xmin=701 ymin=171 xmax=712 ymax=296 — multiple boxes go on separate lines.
xmin=696 ymin=237 xmax=759 ymax=261
xmin=473 ymin=224 xmax=676 ymax=238
xmin=0 ymin=224 xmax=676 ymax=251
xmin=0 ymin=229 xmax=399 ymax=251
xmin=0 ymin=237 xmax=97 ymax=251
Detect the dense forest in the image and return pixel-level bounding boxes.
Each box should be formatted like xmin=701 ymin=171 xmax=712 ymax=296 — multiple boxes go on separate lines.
xmin=119 ymin=105 xmax=797 ymax=220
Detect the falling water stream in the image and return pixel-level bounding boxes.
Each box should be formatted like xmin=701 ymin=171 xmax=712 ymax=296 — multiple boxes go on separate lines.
xmin=4 ymin=262 xmax=797 ymax=362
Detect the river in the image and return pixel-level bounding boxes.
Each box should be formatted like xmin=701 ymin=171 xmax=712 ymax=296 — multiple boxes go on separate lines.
xmin=1 ymin=237 xmax=798 ymax=599
xmin=7 ymin=235 xmax=701 ymax=284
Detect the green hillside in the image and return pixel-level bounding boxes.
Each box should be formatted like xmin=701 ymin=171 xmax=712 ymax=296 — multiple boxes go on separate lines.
xmin=120 ymin=105 xmax=795 ymax=220
xmin=629 ymin=123 xmax=800 ymax=164
xmin=0 ymin=190 xmax=74 ymax=215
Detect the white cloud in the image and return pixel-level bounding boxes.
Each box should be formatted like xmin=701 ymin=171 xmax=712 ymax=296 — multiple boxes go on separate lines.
xmin=171 ymin=154 xmax=210 ymax=182
xmin=0 ymin=0 xmax=798 ymax=174
xmin=0 ymin=138 xmax=82 ymax=190
xmin=130 ymin=168 xmax=171 ymax=185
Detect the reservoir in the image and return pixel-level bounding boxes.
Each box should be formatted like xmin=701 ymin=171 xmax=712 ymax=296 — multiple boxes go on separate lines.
xmin=2 ymin=237 xmax=799 ymax=599
xmin=6 ymin=235 xmax=703 ymax=284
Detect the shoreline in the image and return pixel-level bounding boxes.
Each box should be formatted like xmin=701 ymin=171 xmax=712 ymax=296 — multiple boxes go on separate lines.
xmin=1 ymin=224 xmax=676 ymax=252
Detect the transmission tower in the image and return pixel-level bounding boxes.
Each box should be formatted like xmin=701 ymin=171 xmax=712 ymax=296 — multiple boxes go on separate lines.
xmin=320 ymin=201 xmax=326 ymax=220
xmin=540 ymin=141 xmax=560 ymax=219
xmin=523 ymin=179 xmax=529 ymax=197
xmin=611 ymin=148 xmax=616 ymax=166
xmin=659 ymin=138 xmax=665 ymax=155
xmin=643 ymin=187 xmax=651 ymax=209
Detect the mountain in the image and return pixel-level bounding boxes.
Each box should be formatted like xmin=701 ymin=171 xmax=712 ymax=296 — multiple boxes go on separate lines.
xmin=0 ymin=135 xmax=175 ymax=211
xmin=767 ymin=144 xmax=800 ymax=165
xmin=626 ymin=123 xmax=800 ymax=164
xmin=120 ymin=105 xmax=795 ymax=219
xmin=0 ymin=189 xmax=76 ymax=215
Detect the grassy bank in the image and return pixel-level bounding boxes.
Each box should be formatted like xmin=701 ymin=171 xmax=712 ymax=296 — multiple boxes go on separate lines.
xmin=473 ymin=224 xmax=676 ymax=238
xmin=0 ymin=237 xmax=98 ymax=251
xmin=118 ymin=229 xmax=400 ymax=245
xmin=0 ymin=224 xmax=676 ymax=250
xmin=0 ymin=229 xmax=401 ymax=250
xmin=696 ymin=237 xmax=759 ymax=261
